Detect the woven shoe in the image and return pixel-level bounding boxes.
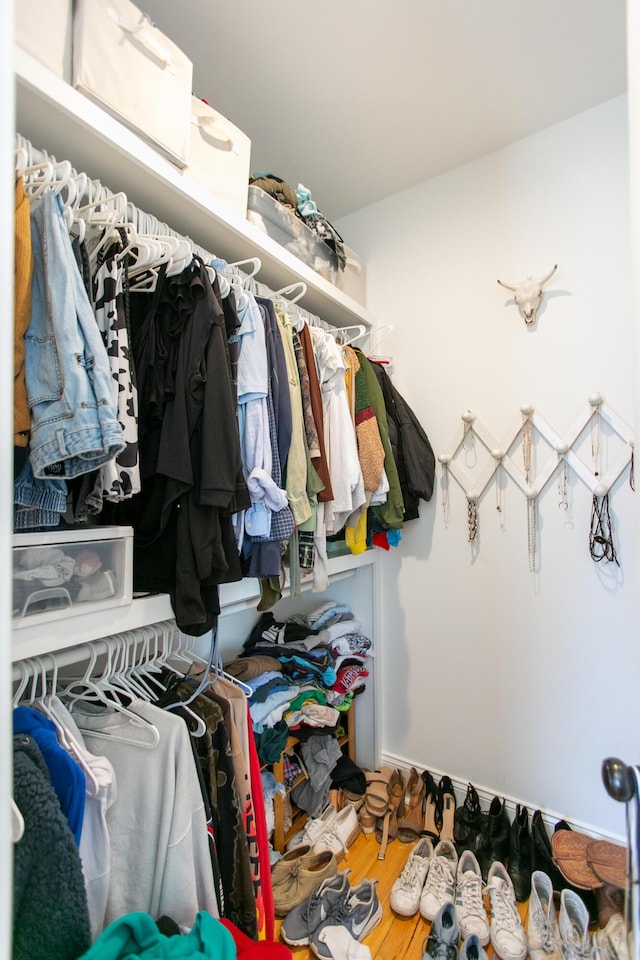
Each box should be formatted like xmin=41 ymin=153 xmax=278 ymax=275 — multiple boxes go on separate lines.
xmin=594 ymin=913 xmax=630 ymax=960
xmin=528 ymin=870 xmax=563 ymax=960
xmin=390 ymin=838 xmax=433 ymax=916
xmin=311 ymin=878 xmax=382 ymax=959
xmin=287 ymin=804 xmax=338 ymax=850
xmin=558 ymin=889 xmax=593 ymax=960
xmin=485 ymin=861 xmax=527 ymax=960
xmin=455 ymin=850 xmax=490 ymax=946
xmin=273 ymin=849 xmax=339 ymax=916
xmin=281 ymin=869 xmax=351 ymax=946
xmin=460 ymin=934 xmax=489 ymax=960
xmin=423 ymin=901 xmax=460 ymax=960
xmin=420 ymin=839 xmax=459 ymax=921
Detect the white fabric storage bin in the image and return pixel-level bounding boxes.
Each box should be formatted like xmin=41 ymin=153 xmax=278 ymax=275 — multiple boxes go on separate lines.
xmin=16 ymin=0 xmax=73 ymax=81
xmin=334 ymin=246 xmax=367 ymax=306
xmin=186 ymin=97 xmax=251 ymax=218
xmin=247 ymin=185 xmax=337 ymax=281
xmin=73 ymin=0 xmax=193 ymax=166
xmin=13 ymin=526 xmax=133 ymax=627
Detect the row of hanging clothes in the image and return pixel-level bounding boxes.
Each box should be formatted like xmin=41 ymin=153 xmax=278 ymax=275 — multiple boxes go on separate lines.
xmin=13 ymin=134 xmax=437 ymax=638
xmin=11 ymin=620 xmax=277 ymax=960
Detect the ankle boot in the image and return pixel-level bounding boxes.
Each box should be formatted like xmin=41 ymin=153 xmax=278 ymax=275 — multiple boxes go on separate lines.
xmin=508 ymin=804 xmax=532 ymax=901
xmin=454 ymin=782 xmax=482 ymax=854
xmin=477 ymin=796 xmax=510 ymax=880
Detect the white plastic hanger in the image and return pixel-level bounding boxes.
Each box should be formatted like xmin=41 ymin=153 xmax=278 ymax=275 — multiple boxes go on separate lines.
xmin=330 ymin=323 xmax=367 ymax=347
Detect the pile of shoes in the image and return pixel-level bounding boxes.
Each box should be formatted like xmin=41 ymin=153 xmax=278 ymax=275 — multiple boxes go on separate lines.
xmin=279 ymin=868 xmax=382 ymax=959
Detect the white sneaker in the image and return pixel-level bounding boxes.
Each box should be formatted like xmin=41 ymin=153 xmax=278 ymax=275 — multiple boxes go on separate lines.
xmin=313 ymin=805 xmax=361 ymax=859
xmin=455 ymin=850 xmax=490 ymax=946
xmin=485 ymin=861 xmax=527 ymax=960
xmin=528 ymin=870 xmax=562 ymax=960
xmin=559 ymin=890 xmax=592 ymax=960
xmin=390 ymin=838 xmax=433 ymax=916
xmin=594 ymin=913 xmax=630 ymax=960
xmin=419 ymin=838 xmax=458 ymax=921
xmin=287 ymin=803 xmax=337 ymax=851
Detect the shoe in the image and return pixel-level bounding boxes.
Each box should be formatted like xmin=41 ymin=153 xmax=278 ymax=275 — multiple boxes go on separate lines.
xmin=593 ymin=913 xmax=629 ymax=960
xmin=313 ymin=804 xmax=361 ymax=860
xmin=527 ymin=870 xmax=563 ymax=960
xmin=390 ymin=837 xmax=433 ymax=916
xmin=558 ymin=889 xmax=592 ymax=960
xmin=595 ymin=885 xmax=625 ymax=929
xmin=287 ymin=804 xmax=338 ymax=850
xmin=476 ymin=797 xmax=510 ymax=881
xmin=420 ymin=839 xmax=459 ymax=921
xmin=460 ymin=934 xmax=489 ymax=960
xmin=397 ymin=767 xmax=427 ymax=843
xmin=310 ymin=878 xmax=382 ymax=959
xmin=439 ymin=776 xmax=457 ymax=843
xmin=281 ymin=869 xmax=351 ymax=946
xmin=423 ymin=901 xmax=460 ymax=960
xmin=272 ymin=844 xmax=313 ymax=888
xmin=314 ymin=926 xmax=373 ymax=960
xmin=485 ymin=861 xmax=527 ymax=960
xmin=273 ymin=849 xmax=339 ymax=916
xmin=454 ymin=783 xmax=483 ymax=855
xmin=376 ymin=768 xmax=405 ymax=860
xmin=455 ymin=850 xmax=490 ymax=946
xmin=508 ymin=804 xmax=532 ymax=902
xmin=422 ymin=770 xmax=440 ymax=844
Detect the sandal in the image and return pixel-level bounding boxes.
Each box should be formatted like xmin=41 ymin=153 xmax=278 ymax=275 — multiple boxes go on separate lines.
xmin=363 ymin=767 xmax=392 ymax=819
xmin=397 ymin=766 xmax=426 ymax=843
xmin=421 ymin=770 xmax=440 ymax=844
xmin=376 ymin=768 xmax=405 ymax=860
xmin=438 ymin=775 xmax=456 ymax=842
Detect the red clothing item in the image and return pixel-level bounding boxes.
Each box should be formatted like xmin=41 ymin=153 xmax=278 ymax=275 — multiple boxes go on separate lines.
xmin=219 ymin=918 xmax=291 ymax=959
xmin=246 ymin=702 xmax=275 ymax=941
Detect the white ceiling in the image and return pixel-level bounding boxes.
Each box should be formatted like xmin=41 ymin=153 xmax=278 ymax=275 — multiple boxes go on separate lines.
xmin=137 ymin=0 xmax=627 ymax=221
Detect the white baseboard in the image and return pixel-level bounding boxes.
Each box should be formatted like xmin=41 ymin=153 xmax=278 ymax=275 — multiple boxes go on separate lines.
xmin=379 ymin=750 xmax=626 ymax=845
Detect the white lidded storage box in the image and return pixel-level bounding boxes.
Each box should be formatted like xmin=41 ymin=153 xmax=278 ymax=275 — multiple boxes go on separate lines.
xmin=333 ymin=246 xmax=367 ymax=306
xmin=16 ymin=0 xmax=73 ymax=81
xmin=73 ymin=0 xmax=193 ymax=166
xmin=186 ymin=97 xmax=251 ymax=218
xmin=247 ymin=185 xmax=338 ymax=282
xmin=13 ymin=526 xmax=133 ymax=626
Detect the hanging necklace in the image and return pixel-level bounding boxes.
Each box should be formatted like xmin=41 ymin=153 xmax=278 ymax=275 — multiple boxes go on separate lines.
xmin=526 ymin=490 xmax=538 ymax=572
xmin=590 ymin=399 xmax=601 ymax=478
xmin=557 ymin=445 xmax=569 ymax=511
xmin=521 ymin=410 xmax=533 ymax=484
xmin=439 ymin=455 xmax=450 ymax=522
xmin=467 ymin=496 xmax=478 ymax=543
xmin=589 ymin=492 xmax=619 ymax=565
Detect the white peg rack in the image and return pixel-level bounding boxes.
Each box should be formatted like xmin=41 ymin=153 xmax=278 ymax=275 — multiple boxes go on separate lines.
xmin=438 ymin=393 xmax=634 ymax=507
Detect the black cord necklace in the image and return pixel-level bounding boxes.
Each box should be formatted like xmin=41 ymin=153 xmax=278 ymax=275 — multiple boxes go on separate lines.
xmin=589 ymin=492 xmax=619 ymax=565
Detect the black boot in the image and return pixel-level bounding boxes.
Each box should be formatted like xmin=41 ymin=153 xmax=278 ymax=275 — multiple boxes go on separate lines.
xmin=477 ymin=796 xmax=510 ymax=880
xmin=530 ymin=812 xmax=599 ymax=925
xmin=454 ymin=783 xmax=482 ymax=854
xmin=508 ymin=804 xmax=532 ymax=901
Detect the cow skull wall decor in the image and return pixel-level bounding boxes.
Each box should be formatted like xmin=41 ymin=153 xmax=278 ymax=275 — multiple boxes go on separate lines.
xmin=497 ymin=264 xmax=558 ymax=325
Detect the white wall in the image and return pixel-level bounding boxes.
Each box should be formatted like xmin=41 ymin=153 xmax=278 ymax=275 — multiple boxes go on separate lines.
xmin=337 ymin=95 xmax=639 ymax=837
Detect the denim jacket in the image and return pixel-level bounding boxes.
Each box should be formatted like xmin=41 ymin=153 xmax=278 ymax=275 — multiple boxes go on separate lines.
xmin=25 ymin=192 xmax=124 ymax=479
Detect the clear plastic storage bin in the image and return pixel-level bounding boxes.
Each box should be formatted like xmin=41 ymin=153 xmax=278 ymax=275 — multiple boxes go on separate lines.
xmin=247 ymin=185 xmax=338 ymax=281
xmin=334 ymin=246 xmax=367 ymax=306
xmin=13 ymin=526 xmax=133 ymax=626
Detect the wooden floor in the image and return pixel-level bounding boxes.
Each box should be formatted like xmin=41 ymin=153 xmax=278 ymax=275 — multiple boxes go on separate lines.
xmin=274 ymin=831 xmax=530 ymax=960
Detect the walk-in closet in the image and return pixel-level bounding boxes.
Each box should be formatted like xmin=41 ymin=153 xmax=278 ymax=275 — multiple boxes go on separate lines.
xmin=3 ymin=2 xmax=640 ymax=959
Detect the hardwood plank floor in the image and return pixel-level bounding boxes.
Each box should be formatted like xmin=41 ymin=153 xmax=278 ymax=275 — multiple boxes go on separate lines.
xmin=274 ymin=831 xmax=531 ymax=960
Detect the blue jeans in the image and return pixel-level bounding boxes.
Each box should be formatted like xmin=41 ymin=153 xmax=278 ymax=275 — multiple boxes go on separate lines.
xmin=25 ymin=192 xmax=124 ymax=479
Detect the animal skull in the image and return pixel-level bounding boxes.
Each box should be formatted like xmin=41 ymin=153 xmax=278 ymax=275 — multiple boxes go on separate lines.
xmin=497 ymin=264 xmax=558 ymax=324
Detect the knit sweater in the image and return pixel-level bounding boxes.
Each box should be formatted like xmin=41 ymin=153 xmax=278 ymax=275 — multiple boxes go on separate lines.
xmin=13 ymin=733 xmax=91 ymax=960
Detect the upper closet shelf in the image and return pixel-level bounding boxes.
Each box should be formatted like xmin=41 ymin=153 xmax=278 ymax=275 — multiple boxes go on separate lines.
xmin=14 ymin=48 xmax=374 ymax=330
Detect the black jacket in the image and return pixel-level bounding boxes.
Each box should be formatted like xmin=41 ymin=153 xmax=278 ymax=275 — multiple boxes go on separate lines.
xmin=369 ymin=360 xmax=435 ymax=522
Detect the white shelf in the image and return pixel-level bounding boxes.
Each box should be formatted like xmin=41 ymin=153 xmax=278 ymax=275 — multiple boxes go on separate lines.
xmin=14 ymin=49 xmax=374 ymax=329
xmin=11 ymin=551 xmax=377 ymax=662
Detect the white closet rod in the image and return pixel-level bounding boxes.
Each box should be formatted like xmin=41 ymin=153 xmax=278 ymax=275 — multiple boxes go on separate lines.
xmin=11 ymin=618 xmax=179 ymax=683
